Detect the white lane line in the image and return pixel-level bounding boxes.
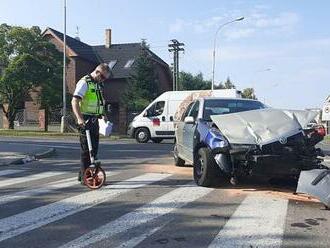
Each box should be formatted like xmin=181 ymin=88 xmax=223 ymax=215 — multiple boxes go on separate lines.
xmin=0 ymin=170 xmax=24 ymax=177
xmin=208 ymin=196 xmax=288 ymax=248
xmin=60 ymin=183 xmax=213 ymax=248
xmin=0 ymin=173 xmax=171 ymax=242
xmin=115 ymin=223 xmax=167 ymax=248
xmin=7 ymin=143 xmax=167 ymax=152
xmin=0 ymin=172 xmax=66 ymax=188
xmin=0 ymin=171 xmax=120 ymax=205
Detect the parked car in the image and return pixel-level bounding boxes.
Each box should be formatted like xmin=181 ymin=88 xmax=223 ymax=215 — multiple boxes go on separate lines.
xmin=174 ymin=97 xmax=326 ymax=187
xmin=127 ymin=89 xmax=241 ymax=143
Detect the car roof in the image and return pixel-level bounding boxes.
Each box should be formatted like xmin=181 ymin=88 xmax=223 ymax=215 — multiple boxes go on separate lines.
xmin=202 ymin=97 xmax=261 ymax=102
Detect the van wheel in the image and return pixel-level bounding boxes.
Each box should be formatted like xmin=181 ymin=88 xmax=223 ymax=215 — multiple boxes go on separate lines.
xmin=174 ymin=143 xmax=185 ymax=166
xmin=151 ymin=138 xmax=163 ymax=143
xmin=135 ymin=128 xmax=150 ymax=143
xmin=193 ymin=147 xmax=221 ymax=187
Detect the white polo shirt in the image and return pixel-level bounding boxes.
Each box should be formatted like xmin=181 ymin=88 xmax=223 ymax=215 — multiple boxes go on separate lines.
xmin=73 ymin=78 xmax=88 ymax=98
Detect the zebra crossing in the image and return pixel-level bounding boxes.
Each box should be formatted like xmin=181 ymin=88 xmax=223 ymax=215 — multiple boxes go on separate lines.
xmin=0 ymin=168 xmax=328 ymax=248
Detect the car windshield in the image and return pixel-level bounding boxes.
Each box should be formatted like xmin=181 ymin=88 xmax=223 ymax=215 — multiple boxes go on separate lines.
xmin=203 ymin=99 xmax=266 ymax=121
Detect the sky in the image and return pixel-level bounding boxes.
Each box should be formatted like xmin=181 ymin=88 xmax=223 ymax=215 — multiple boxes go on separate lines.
xmin=0 ymin=0 xmax=329 ymax=110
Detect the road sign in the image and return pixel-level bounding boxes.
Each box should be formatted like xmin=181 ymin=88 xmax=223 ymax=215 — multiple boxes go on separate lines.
xmin=322 ymin=102 xmax=330 ymax=121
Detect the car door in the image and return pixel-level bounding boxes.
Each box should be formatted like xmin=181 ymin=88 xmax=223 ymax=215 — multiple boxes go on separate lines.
xmin=176 ymin=102 xmax=194 ymax=156
xmin=182 ymin=101 xmax=200 ymax=162
xmin=145 ymin=101 xmax=167 ymax=137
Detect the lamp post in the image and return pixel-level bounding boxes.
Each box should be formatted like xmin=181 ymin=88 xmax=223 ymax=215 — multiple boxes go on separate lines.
xmin=211 ymin=17 xmax=244 ymax=90
xmin=60 ymin=0 xmax=67 ymax=133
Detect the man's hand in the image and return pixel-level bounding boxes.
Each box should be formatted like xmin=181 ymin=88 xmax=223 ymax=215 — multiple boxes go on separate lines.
xmin=77 ymin=117 xmax=85 ymax=126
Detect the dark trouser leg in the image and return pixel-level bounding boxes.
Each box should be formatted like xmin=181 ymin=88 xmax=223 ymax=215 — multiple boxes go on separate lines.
xmin=79 ymin=117 xmax=100 ymax=181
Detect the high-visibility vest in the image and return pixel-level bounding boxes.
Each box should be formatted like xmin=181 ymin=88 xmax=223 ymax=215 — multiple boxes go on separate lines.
xmin=80 ymin=75 xmax=105 ymax=116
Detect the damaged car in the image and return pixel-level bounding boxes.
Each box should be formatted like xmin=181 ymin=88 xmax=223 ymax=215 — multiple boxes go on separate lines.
xmin=174 ymin=97 xmax=327 ymax=190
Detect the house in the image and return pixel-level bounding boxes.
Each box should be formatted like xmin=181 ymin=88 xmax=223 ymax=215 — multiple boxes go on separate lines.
xmin=41 ymin=27 xmax=172 ymax=134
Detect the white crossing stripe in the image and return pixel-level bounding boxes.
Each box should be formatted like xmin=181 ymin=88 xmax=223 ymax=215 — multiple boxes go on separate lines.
xmin=208 ymin=195 xmax=288 ymax=248
xmin=0 ymin=171 xmax=120 ymax=205
xmin=0 ymin=172 xmax=66 ymax=188
xmin=60 ymin=183 xmax=213 ymax=248
xmin=116 ymin=223 xmax=167 ymax=248
xmin=0 ymin=170 xmax=23 ymax=177
xmin=0 ymin=173 xmax=171 ymax=242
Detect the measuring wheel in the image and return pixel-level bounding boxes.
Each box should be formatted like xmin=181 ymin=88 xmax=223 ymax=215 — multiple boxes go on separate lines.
xmin=83 ymin=165 xmax=106 ymax=189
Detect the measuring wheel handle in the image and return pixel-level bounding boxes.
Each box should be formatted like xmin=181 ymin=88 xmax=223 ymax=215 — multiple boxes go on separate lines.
xmin=83 ymin=165 xmax=106 ymax=190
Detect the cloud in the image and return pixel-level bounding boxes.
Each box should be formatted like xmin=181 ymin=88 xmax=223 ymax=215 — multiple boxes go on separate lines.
xmin=168 ymin=6 xmax=300 ymax=39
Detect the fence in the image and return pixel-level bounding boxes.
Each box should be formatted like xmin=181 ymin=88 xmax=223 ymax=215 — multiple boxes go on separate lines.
xmin=0 ymin=108 xmax=77 ymax=132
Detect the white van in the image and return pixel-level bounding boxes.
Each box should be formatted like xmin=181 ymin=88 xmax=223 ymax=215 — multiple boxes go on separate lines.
xmin=127 ymin=89 xmax=241 ymax=143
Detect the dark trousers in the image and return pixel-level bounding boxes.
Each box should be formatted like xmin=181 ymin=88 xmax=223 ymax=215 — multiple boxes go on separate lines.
xmin=79 ymin=116 xmax=99 ymax=178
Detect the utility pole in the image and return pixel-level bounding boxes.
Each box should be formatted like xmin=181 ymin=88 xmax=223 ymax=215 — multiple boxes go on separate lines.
xmin=168 ymin=39 xmax=184 ymax=91
xmin=60 ymin=0 xmax=67 ymax=133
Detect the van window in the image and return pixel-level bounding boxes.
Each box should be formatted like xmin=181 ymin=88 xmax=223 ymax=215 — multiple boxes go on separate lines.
xmin=147 ymin=101 xmax=165 ymax=117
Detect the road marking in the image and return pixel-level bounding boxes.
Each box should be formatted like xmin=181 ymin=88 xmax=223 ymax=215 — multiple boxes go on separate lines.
xmin=60 ymin=183 xmax=213 ymax=248
xmin=7 ymin=143 xmax=168 ymax=152
xmin=0 ymin=172 xmax=65 ymax=188
xmin=116 ymin=223 xmax=167 ymax=248
xmin=0 ymin=173 xmax=171 ymax=242
xmin=0 ymin=171 xmax=120 ymax=205
xmin=0 ymin=170 xmax=23 ymax=177
xmin=208 ymin=195 xmax=288 ymax=248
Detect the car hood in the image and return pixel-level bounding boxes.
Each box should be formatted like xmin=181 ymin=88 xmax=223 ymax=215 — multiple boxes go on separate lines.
xmin=210 ymin=108 xmax=318 ymax=145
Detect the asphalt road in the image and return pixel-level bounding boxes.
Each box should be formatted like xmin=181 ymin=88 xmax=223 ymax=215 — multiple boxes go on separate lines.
xmin=0 ymin=137 xmax=329 ymax=248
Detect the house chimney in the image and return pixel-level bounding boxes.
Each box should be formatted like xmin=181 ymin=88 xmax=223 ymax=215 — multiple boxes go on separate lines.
xmin=105 ymin=29 xmax=112 ymax=48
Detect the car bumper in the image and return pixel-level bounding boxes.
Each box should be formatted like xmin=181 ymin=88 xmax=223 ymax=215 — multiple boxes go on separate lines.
xmin=127 ymin=125 xmax=134 ymax=138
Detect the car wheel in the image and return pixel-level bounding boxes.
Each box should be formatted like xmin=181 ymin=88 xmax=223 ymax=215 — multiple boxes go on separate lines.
xmin=135 ymin=128 xmax=150 ymax=143
xmin=151 ymin=138 xmax=163 ymax=143
xmin=193 ymin=147 xmax=220 ymax=187
xmin=173 ymin=143 xmax=185 ymax=166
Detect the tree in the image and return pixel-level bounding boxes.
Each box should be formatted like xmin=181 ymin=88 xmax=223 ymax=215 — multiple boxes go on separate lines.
xmin=179 ymin=71 xmax=211 ymax=90
xmin=0 ymin=24 xmax=62 ymax=129
xmin=122 ymin=44 xmax=159 ymax=111
xmin=241 ymin=88 xmax=257 ymax=99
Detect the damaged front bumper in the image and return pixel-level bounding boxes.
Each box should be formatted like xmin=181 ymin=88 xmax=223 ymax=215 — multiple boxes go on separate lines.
xmin=296 ymin=169 xmax=330 ymax=208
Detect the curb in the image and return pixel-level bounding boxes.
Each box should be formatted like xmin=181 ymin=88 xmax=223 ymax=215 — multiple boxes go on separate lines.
xmin=0 ymin=148 xmax=56 ymax=166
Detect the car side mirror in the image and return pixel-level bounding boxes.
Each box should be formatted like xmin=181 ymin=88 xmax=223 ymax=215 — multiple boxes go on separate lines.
xmin=184 ymin=116 xmax=195 ymax=124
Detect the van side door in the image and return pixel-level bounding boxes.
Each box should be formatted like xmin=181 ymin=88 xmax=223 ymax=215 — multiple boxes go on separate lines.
xmin=144 ymin=101 xmax=167 ymax=137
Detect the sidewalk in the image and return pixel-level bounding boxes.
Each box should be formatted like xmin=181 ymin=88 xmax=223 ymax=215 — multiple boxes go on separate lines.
xmin=0 ymin=148 xmax=56 ymax=166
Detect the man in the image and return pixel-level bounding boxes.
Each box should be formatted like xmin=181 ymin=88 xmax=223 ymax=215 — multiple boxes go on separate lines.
xmin=71 ymin=63 xmax=111 ymax=184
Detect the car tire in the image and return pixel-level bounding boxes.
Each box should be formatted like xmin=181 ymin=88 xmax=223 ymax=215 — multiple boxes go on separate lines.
xmin=193 ymin=147 xmax=220 ymax=187
xmin=173 ymin=143 xmax=185 ymax=166
xmin=135 ymin=128 xmax=150 ymax=143
xmin=151 ymin=138 xmax=163 ymax=143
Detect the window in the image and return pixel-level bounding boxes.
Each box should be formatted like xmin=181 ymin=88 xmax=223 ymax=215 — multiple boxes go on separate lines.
xmin=108 ymin=60 xmax=117 ymax=69
xmin=189 ymin=101 xmax=200 ymax=119
xmin=181 ymin=102 xmax=194 ymax=121
xmin=203 ymin=99 xmax=266 ymax=121
xmin=147 ymin=101 xmax=165 ymax=117
xmin=124 ymin=59 xmax=135 ymax=68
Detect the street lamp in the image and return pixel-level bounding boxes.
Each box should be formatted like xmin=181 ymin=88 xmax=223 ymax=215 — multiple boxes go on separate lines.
xmin=60 ymin=0 xmax=67 ymax=133
xmin=211 ymin=17 xmax=244 ymax=90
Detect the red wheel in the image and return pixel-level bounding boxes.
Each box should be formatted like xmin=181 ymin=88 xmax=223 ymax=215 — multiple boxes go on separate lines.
xmin=83 ymin=167 xmax=106 ymax=189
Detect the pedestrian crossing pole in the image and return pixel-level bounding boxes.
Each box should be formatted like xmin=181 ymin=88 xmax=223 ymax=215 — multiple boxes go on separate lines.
xmin=168 ymin=39 xmax=184 ymax=91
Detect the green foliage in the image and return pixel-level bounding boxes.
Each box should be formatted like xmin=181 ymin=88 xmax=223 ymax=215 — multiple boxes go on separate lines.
xmin=0 ymin=24 xmax=62 ymax=128
xmin=241 ymin=88 xmax=257 ymax=99
xmin=179 ymin=71 xmax=211 ymax=90
xmin=122 ymin=46 xmax=159 ymax=111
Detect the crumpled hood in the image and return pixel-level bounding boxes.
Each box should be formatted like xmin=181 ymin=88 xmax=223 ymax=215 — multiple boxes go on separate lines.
xmin=210 ymin=108 xmax=318 ymax=145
